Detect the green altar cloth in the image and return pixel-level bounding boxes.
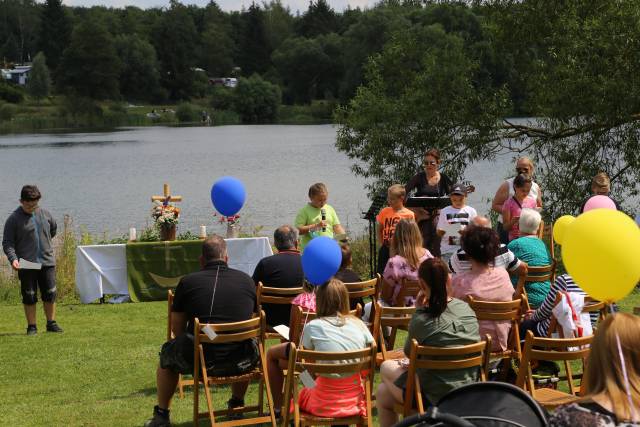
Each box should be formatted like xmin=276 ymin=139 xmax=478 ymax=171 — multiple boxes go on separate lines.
xmin=126 ymin=240 xmax=203 ymax=302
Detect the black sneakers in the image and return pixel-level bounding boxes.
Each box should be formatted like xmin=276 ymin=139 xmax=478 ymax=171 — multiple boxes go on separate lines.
xmin=227 ymin=397 xmax=245 ymax=420
xmin=144 ymin=406 xmax=170 ymax=427
xmin=26 ymin=325 xmax=37 ymax=335
xmin=46 ymin=320 xmax=63 ymax=333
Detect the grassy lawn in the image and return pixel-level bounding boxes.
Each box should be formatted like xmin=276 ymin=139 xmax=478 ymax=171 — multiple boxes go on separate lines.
xmin=0 ymin=289 xmax=638 ymax=426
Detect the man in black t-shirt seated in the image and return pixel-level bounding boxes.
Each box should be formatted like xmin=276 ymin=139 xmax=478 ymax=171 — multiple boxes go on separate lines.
xmin=252 ymin=225 xmax=304 ymax=327
xmin=145 ymin=235 xmax=258 ymax=427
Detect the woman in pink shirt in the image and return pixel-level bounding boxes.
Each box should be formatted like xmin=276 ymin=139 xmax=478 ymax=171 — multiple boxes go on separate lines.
xmin=451 ymin=226 xmax=514 ymax=351
xmin=381 ymin=219 xmax=433 ymax=306
xmin=502 ymin=174 xmax=537 ymax=241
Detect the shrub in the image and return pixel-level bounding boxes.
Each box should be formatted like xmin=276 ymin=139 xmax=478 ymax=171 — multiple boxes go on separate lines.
xmin=0 ymin=82 xmax=25 ymax=103
xmin=0 ymin=103 xmax=18 ymax=121
xmin=175 ymin=102 xmax=200 ymax=122
xmin=210 ymin=86 xmax=235 ymax=110
xmin=233 ymin=74 xmax=281 ymax=124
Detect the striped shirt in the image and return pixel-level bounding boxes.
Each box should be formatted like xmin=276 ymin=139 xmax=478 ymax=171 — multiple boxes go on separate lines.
xmin=531 ymin=274 xmax=598 ymax=337
xmin=449 ymin=244 xmax=521 ymax=275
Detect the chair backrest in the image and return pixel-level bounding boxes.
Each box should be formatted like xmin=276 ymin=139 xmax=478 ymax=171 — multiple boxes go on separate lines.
xmin=290 ymin=305 xmax=362 ymax=345
xmin=634 ymin=307 xmax=640 ymax=316
xmin=295 ymin=343 xmax=377 ymax=378
xmin=394 ymin=279 xmax=421 ymax=307
xmin=371 ymin=302 xmax=416 ymax=360
xmin=194 ymin=313 xmax=264 ymax=348
xmin=343 ymin=275 xmax=379 ymax=302
xmin=516 ymin=330 xmax=592 ymax=396
xmin=467 ymin=296 xmax=522 ymax=356
xmin=514 ymin=260 xmax=556 ymax=301
xmin=402 ymin=338 xmax=489 ymax=415
xmin=256 ymin=281 xmax=304 ymax=309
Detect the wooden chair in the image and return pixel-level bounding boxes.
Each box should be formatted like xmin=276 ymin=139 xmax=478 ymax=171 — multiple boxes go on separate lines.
xmin=467 ymin=297 xmax=522 ymax=379
xmin=256 ymin=281 xmax=304 ymax=339
xmin=394 ymin=279 xmax=421 ymax=307
xmin=515 ymin=330 xmax=593 ymax=409
xmin=192 ymin=312 xmax=276 ymax=427
xmin=371 ymin=301 xmax=416 ymax=366
xmin=634 ymin=307 xmax=640 ymax=315
xmin=167 ymin=290 xmax=193 ymax=398
xmin=514 ymin=260 xmax=556 ymax=310
xmin=343 ymin=275 xmax=380 ymax=327
xmin=395 ymin=337 xmax=490 ymax=417
xmin=289 ymin=305 xmax=362 ymax=345
xmin=282 ymin=342 xmax=377 ymax=427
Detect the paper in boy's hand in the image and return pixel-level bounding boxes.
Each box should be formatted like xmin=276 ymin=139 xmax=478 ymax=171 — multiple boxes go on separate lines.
xmin=18 ymin=258 xmax=42 ymax=270
xmin=273 ymin=325 xmax=290 ymax=340
xmin=441 ymin=222 xmax=463 ymax=240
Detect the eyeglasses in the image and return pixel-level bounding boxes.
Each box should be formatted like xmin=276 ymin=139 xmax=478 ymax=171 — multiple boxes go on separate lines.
xmin=423 ymin=161 xmax=437 ymax=166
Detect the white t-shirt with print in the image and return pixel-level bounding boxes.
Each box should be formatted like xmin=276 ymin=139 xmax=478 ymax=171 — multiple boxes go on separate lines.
xmin=437 ymin=205 xmax=477 ymax=255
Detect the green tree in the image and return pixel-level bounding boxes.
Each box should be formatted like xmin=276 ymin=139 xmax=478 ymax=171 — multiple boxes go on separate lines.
xmin=26 ymin=51 xmax=50 ymax=102
xmin=263 ymin=0 xmax=294 ymax=52
xmin=233 ymin=74 xmax=281 ymax=123
xmin=296 ymin=0 xmax=339 ymax=37
xmin=57 ymin=19 xmax=122 ymax=100
xmin=153 ymin=0 xmax=199 ymax=100
xmin=114 ymin=34 xmax=164 ymax=102
xmin=235 ymin=3 xmax=272 ymax=76
xmin=198 ymin=2 xmax=235 ymax=77
xmin=37 ymin=0 xmax=71 ymax=73
xmin=336 ymin=23 xmax=509 ymax=195
xmin=0 ymin=0 xmax=40 ymax=64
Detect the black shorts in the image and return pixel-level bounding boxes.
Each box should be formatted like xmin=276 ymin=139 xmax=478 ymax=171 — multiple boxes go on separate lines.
xmin=159 ymin=334 xmax=260 ymax=376
xmin=18 ymin=266 xmax=56 ymax=305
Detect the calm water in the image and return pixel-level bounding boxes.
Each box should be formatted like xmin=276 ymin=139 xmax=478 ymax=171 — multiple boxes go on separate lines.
xmin=0 ymin=125 xmax=518 ymax=241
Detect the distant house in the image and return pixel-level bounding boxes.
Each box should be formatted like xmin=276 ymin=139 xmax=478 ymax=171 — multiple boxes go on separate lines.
xmin=1 ymin=65 xmax=32 ymax=85
xmin=208 ymin=77 xmax=238 ymax=88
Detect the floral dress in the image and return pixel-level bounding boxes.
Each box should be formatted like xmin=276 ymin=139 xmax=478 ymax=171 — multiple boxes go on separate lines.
xmin=383 ymin=250 xmax=433 ymax=305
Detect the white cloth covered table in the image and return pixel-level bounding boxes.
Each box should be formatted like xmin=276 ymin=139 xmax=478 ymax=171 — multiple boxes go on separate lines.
xmin=75 ymin=237 xmax=272 ymax=303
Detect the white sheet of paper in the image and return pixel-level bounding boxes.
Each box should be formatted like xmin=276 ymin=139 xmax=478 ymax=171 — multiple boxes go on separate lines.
xmin=300 ymin=370 xmax=316 ymax=389
xmin=202 ymin=325 xmax=218 ymax=341
xmin=18 ymin=258 xmax=42 ymax=270
xmin=441 ymin=222 xmax=464 ymax=245
xmin=273 ymin=324 xmax=290 ymax=340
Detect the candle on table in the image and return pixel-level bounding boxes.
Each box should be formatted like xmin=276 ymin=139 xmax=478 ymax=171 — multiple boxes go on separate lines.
xmin=199 ymin=225 xmax=207 ymax=239
xmin=129 ymin=227 xmax=137 ymax=241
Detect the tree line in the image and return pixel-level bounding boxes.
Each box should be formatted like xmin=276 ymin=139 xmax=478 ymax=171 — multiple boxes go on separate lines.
xmin=2 ymin=0 xmax=639 ymax=215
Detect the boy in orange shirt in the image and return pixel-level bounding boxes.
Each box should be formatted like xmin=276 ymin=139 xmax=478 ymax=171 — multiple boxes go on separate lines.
xmin=376 ymin=184 xmax=415 ymax=274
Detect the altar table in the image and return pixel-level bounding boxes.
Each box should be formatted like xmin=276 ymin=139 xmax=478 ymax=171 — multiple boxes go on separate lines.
xmin=75 ymin=237 xmax=272 ymax=303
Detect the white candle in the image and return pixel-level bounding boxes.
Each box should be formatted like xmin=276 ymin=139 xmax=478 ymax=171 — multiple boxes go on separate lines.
xmin=129 ymin=227 xmax=137 ymax=241
xmin=199 ymin=225 xmax=207 ymax=238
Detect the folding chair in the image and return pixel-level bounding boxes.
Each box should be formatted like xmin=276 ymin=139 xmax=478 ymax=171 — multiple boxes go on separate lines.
xmin=282 ymin=342 xmax=377 ymax=427
xmin=257 ymin=281 xmax=304 ymax=340
xmin=394 ymin=279 xmax=421 ymax=307
xmin=289 ymin=305 xmax=362 ymax=345
xmin=193 ymin=313 xmax=276 ymax=427
xmin=343 ymin=275 xmax=380 ymax=328
xmin=371 ymin=301 xmax=416 ymax=366
xmin=634 ymin=307 xmax=640 ymax=315
xmin=467 ymin=297 xmax=522 ymax=379
xmin=515 ymin=330 xmax=592 ymax=409
xmin=167 ymin=290 xmax=193 ymax=398
xmin=514 ymin=260 xmax=556 ymax=310
xmin=395 ymin=337 xmax=490 ymax=417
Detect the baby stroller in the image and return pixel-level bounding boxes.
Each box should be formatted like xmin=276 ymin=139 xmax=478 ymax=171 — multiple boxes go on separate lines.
xmin=394 ymin=381 xmax=548 ymax=427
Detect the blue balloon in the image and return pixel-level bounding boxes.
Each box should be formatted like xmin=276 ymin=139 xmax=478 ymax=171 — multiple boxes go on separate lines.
xmin=302 ymin=236 xmax=342 ymax=286
xmin=211 ymin=176 xmax=246 ymax=217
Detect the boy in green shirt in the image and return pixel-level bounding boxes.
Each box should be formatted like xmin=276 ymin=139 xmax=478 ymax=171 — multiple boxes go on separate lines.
xmin=295 ymin=183 xmax=344 ymax=251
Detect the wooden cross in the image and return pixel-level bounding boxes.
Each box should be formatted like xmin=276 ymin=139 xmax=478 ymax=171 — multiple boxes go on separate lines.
xmin=151 ymin=183 xmax=183 ymax=204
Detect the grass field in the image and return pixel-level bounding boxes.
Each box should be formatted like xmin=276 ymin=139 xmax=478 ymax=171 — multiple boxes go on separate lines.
xmin=0 ymin=290 xmax=638 ymax=426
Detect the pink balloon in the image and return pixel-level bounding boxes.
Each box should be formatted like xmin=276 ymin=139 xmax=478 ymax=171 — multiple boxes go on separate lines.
xmin=583 ymin=195 xmax=617 ymax=212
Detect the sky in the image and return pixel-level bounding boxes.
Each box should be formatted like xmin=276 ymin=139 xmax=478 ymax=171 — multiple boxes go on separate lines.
xmin=62 ymin=0 xmax=378 ymax=14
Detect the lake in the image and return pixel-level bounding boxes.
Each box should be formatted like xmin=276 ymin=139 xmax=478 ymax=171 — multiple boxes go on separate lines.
xmin=0 ymin=124 xmax=519 ymax=241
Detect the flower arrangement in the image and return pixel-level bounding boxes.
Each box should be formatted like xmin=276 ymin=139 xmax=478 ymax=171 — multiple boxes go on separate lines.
xmin=213 ymin=212 xmax=240 ymax=225
xmin=152 ymin=200 xmax=180 ymax=227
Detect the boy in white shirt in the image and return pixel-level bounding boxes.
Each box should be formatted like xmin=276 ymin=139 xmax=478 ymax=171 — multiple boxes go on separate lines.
xmin=437 ymin=184 xmax=477 ymax=265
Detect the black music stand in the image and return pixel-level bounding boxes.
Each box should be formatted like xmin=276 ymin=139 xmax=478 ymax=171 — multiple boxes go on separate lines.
xmin=405 ymin=196 xmax=451 ymax=211
xmin=362 ymin=192 xmax=387 ymax=278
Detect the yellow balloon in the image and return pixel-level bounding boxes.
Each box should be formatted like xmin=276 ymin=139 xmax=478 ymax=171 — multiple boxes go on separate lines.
xmin=553 ymin=215 xmax=575 ymax=245
xmin=562 ymin=210 xmax=640 ymax=303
